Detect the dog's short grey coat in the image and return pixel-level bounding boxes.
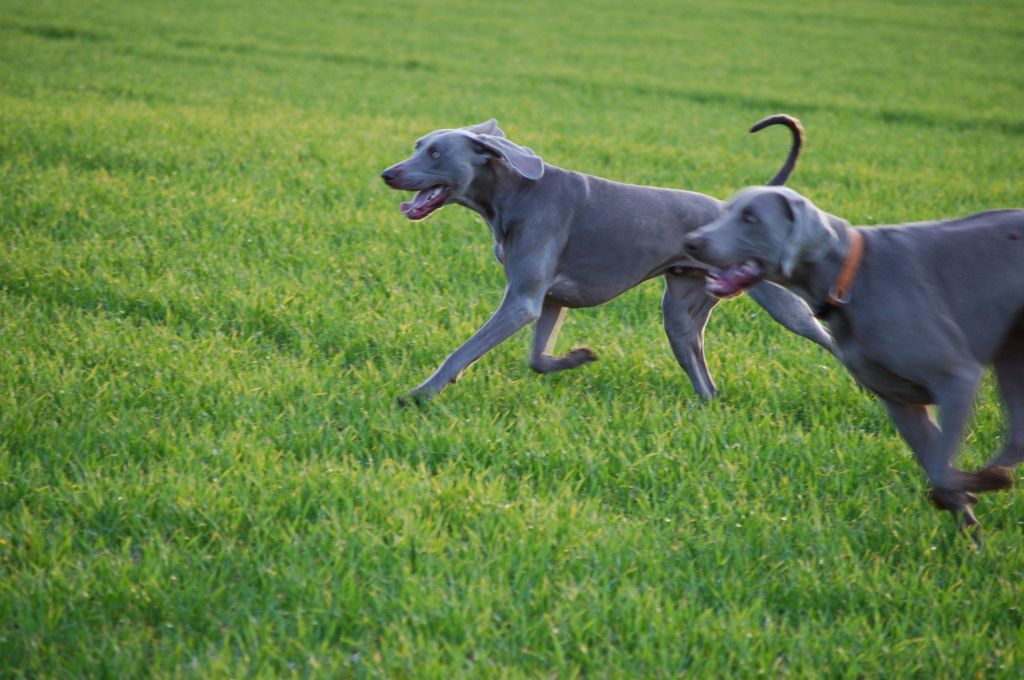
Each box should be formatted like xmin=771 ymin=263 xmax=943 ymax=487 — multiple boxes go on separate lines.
xmin=381 ymin=120 xmax=835 ymax=403
xmin=684 ymin=186 xmax=1023 ymax=530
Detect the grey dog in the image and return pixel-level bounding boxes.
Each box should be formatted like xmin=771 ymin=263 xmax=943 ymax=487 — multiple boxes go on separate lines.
xmin=684 ymin=185 xmax=1022 ymax=532
xmin=381 ymin=118 xmax=835 ymax=403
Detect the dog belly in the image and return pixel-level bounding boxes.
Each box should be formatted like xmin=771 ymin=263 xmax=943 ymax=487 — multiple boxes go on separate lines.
xmin=545 ymin=278 xmax=623 ymax=308
xmin=841 ymin=348 xmax=934 ymax=405
xmin=545 ymin=253 xmax=704 ymax=309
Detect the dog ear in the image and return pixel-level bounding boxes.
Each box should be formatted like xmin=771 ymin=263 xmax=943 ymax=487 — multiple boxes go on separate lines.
xmin=778 ymin=192 xmax=804 ymax=278
xmin=462 ymin=119 xmax=505 ymax=138
xmin=471 ymin=133 xmax=544 ymax=180
xmin=778 ymin=191 xmax=837 ymax=278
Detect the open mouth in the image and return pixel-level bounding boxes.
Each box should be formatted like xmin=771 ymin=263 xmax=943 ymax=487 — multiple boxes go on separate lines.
xmin=400 ymin=185 xmax=450 ymax=221
xmin=706 ymin=259 xmax=765 ymax=298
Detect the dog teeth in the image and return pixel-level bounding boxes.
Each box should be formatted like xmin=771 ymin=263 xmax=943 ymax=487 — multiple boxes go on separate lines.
xmin=429 ymin=186 xmax=443 ymax=199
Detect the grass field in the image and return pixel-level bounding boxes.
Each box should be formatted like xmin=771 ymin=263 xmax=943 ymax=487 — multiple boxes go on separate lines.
xmin=2 ymin=0 xmax=1024 ymax=676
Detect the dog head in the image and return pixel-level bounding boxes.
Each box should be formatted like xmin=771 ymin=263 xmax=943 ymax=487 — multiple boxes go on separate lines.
xmin=380 ymin=120 xmax=544 ymax=221
xmin=683 ymin=186 xmax=838 ymax=297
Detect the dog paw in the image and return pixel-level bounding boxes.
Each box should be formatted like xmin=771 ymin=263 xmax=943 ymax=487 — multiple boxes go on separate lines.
xmin=566 ymin=347 xmax=598 ymax=365
xmin=959 ymin=466 xmax=1014 ymax=493
xmin=950 ymin=464 xmax=1015 ymax=491
xmin=927 ymin=487 xmax=978 ymax=511
xmin=531 ymin=348 xmax=598 ymax=374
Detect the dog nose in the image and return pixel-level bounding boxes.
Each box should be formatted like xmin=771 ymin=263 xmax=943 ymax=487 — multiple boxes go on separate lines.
xmin=380 ymin=167 xmax=400 ymax=184
xmin=684 ymin=236 xmax=705 ymax=257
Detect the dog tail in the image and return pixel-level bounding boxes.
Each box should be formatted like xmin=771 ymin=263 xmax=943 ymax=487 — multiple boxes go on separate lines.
xmin=750 ymin=114 xmax=804 ymax=187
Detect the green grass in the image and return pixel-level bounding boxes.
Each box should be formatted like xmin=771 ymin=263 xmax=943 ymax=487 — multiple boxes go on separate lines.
xmin=2 ymin=0 xmax=1024 ymax=676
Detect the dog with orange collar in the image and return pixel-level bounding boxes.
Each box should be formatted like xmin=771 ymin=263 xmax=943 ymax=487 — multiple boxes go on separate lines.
xmin=684 ymin=185 xmax=1024 ymax=537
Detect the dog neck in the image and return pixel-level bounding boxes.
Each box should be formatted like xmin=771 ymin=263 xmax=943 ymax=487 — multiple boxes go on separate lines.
xmin=780 ymin=220 xmax=863 ymax=320
xmin=458 ymin=163 xmax=524 ymax=218
xmin=457 ymin=162 xmax=541 ymax=243
xmin=809 ymin=223 xmax=865 ymax=319
xmin=825 ymin=228 xmax=864 ymax=304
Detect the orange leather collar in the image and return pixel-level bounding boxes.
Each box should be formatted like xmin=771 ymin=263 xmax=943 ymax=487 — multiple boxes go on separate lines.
xmin=826 ymin=228 xmax=864 ymax=306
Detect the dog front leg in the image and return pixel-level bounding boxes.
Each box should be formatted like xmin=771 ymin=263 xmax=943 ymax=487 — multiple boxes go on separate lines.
xmin=400 ymin=291 xmax=542 ymax=404
xmin=930 ymin=369 xmax=1012 ymax=498
xmin=881 ymin=399 xmax=946 ymax=483
xmin=880 ymin=398 xmax=982 ymax=533
xmin=746 ymin=282 xmax=836 ymax=355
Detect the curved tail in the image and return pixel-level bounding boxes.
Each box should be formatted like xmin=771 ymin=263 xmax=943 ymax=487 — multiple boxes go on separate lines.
xmin=749 ymin=114 xmax=803 ymax=186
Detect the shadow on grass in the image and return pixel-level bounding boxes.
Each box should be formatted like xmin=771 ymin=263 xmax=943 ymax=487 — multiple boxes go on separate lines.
xmin=0 ymin=273 xmax=307 ymax=354
xmin=543 ymin=74 xmax=1024 ymax=137
xmin=166 ymin=37 xmax=434 ymax=72
xmin=12 ymin=23 xmax=110 ymax=43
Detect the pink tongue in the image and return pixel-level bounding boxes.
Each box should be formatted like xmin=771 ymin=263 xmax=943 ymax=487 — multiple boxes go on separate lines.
xmin=708 ymin=266 xmax=752 ymax=297
xmin=400 ymin=189 xmax=434 ymax=215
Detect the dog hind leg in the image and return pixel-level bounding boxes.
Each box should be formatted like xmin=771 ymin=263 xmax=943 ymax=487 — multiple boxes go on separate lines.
xmin=529 ymin=301 xmax=598 ymax=374
xmin=662 ymin=273 xmax=718 ymax=399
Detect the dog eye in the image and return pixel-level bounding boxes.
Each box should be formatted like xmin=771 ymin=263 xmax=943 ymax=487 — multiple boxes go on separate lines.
xmin=430 ymin=149 xmax=441 ymax=159
xmin=741 ymin=210 xmax=757 ymax=224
